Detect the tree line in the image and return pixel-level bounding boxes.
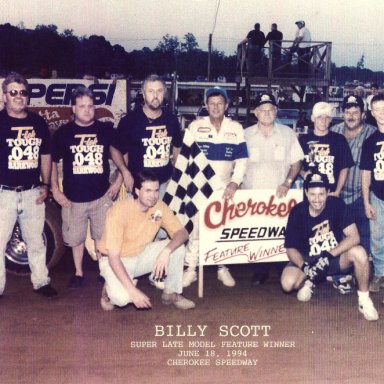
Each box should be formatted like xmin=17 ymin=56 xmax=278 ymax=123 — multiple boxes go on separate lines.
xmin=0 ymin=22 xmax=383 ymax=85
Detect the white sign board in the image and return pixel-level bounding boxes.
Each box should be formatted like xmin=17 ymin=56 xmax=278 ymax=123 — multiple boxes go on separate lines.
xmin=199 ymin=189 xmax=303 ymax=266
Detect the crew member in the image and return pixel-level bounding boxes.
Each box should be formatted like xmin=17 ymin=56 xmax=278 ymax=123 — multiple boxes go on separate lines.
xmin=281 ymin=173 xmax=378 ymax=321
xmin=0 ymin=72 xmax=57 ymax=298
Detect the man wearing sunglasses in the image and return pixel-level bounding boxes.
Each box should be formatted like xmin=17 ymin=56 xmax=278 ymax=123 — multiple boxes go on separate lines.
xmin=0 ymin=72 xmax=57 ymax=299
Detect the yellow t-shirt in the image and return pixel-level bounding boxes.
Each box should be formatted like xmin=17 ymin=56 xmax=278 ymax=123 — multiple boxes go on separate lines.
xmin=99 ymin=199 xmax=183 ymax=257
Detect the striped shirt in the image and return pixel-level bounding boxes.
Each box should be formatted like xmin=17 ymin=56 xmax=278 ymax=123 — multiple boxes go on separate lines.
xmin=330 ymin=122 xmax=376 ymax=204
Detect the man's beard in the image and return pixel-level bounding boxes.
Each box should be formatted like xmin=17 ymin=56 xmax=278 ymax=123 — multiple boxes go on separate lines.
xmin=146 ymin=98 xmax=161 ymax=111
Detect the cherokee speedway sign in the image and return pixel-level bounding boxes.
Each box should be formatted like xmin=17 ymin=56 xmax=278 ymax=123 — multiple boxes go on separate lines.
xmin=199 ymin=189 xmax=303 ymax=265
xmin=0 ymin=78 xmax=127 ymax=131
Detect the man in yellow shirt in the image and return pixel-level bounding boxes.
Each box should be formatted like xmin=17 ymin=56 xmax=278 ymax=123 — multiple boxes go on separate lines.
xmin=98 ymin=170 xmax=195 ymax=311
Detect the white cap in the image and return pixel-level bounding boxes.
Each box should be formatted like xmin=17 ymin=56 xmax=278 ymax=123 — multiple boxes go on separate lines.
xmin=312 ymin=102 xmax=334 ymax=118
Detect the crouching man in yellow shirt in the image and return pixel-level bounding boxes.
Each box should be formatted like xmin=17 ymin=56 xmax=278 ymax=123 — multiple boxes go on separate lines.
xmin=98 ymin=170 xmax=195 ymax=311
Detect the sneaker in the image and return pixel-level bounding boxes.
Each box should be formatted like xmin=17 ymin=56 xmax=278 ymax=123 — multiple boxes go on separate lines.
xmin=149 ymin=274 xmax=165 ymax=290
xmin=369 ymin=276 xmax=384 ymax=293
xmin=182 ymin=269 xmax=197 ymax=288
xmin=68 ymin=275 xmax=85 ymax=289
xmin=297 ymin=280 xmax=313 ymax=302
xmin=359 ymin=297 xmax=379 ymax=321
xmin=161 ymin=292 xmax=195 ymax=310
xmin=33 ymin=284 xmax=58 ymax=299
xmin=332 ymin=274 xmax=353 ymax=295
xmin=100 ymin=279 xmax=138 ymax=311
xmin=217 ymin=267 xmax=236 ymax=287
xmin=100 ymin=285 xmax=114 ymax=311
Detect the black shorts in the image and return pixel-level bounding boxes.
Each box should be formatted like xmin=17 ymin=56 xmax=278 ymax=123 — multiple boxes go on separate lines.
xmin=288 ymin=257 xmax=353 ymax=275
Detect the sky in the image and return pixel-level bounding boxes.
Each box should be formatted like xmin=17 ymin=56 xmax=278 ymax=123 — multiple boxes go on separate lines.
xmin=0 ymin=0 xmax=383 ymax=71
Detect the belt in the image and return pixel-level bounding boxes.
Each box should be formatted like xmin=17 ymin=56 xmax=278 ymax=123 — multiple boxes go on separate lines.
xmin=0 ymin=184 xmax=37 ymax=192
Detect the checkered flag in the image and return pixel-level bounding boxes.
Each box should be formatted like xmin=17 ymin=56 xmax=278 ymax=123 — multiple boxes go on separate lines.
xmin=163 ymin=129 xmax=221 ymax=233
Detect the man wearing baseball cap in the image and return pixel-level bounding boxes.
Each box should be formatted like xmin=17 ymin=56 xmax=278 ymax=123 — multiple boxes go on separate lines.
xmin=182 ymin=87 xmax=248 ymax=288
xmin=281 ymin=173 xmax=379 ymax=321
xmin=299 ymin=101 xmax=354 ymax=197
xmin=243 ymin=92 xmax=304 ymax=285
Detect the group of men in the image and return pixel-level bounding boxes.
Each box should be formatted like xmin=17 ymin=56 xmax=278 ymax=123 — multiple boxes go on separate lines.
xmin=1 ymin=71 xmax=383 ymax=322
xmin=240 ymin=20 xmax=311 ymax=72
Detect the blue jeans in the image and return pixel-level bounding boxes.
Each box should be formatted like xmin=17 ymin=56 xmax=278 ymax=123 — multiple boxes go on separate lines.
xmin=0 ymin=188 xmax=50 ymax=294
xmin=347 ymin=197 xmax=370 ymax=255
xmin=370 ymin=192 xmax=384 ymax=276
xmin=99 ymin=240 xmax=185 ymax=307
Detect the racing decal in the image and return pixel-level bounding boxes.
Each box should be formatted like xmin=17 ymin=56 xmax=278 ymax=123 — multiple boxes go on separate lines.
xmin=0 ymin=79 xmax=127 ymax=132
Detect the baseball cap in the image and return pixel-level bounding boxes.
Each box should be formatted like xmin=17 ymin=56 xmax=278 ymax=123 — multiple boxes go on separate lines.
xmin=341 ymin=95 xmax=365 ymax=111
xmin=205 ymin=87 xmax=228 ymax=103
xmin=312 ymin=102 xmax=334 ymax=118
xmin=304 ymin=173 xmax=329 ymax=190
xmin=255 ymin=93 xmax=277 ymax=107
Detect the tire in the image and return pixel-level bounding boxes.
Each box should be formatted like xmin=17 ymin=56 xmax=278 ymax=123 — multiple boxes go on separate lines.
xmin=5 ymin=198 xmax=65 ymax=276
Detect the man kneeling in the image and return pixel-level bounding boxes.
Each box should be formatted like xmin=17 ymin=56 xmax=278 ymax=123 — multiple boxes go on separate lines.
xmin=281 ymin=173 xmax=378 ymax=321
xmin=98 ymin=170 xmax=195 ymax=311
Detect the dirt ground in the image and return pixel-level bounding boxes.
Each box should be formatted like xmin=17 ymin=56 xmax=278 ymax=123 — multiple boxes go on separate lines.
xmin=1 ymin=251 xmax=384 ymax=384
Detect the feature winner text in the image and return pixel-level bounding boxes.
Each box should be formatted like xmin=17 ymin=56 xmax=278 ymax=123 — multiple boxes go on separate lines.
xmin=130 ymin=324 xmax=296 ymax=366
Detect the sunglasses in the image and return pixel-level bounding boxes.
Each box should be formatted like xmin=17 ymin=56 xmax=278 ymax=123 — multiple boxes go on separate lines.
xmin=6 ymin=89 xmax=29 ymax=97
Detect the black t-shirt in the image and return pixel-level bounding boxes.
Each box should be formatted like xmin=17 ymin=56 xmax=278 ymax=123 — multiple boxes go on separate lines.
xmin=299 ymin=131 xmax=354 ymax=192
xmin=52 ymin=120 xmax=114 ymax=202
xmin=0 ymin=109 xmax=50 ymax=187
xmin=265 ymin=30 xmax=283 ymax=46
xmin=113 ymin=107 xmax=182 ymax=184
xmin=360 ymin=130 xmax=384 ymax=200
xmin=247 ymin=30 xmax=265 ymax=47
xmin=284 ymin=196 xmax=354 ymax=261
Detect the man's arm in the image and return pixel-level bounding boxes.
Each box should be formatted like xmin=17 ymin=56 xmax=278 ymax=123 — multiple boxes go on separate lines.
xmin=172 ymin=146 xmax=180 ymax=166
xmin=286 ymin=248 xmax=305 ymax=268
xmin=152 ymin=228 xmax=188 ymax=279
xmin=292 ymin=29 xmax=303 ymax=47
xmin=276 ymin=160 xmax=301 ymax=198
xmin=105 ymin=146 xmax=125 ymax=199
xmin=223 ymin=130 xmax=248 ymax=200
xmin=37 ymin=154 xmax=51 ymax=204
xmin=327 ymin=223 xmax=360 ymax=257
xmin=362 ymin=169 xmax=376 ymax=219
xmin=108 ymin=250 xmax=152 ymax=309
xmin=51 ymin=161 xmax=71 ymax=208
xmin=329 ymin=167 xmax=349 ymax=197
xmin=110 ymin=146 xmax=134 ymax=192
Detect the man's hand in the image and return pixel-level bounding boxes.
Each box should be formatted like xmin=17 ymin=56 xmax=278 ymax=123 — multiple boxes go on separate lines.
xmin=122 ymin=170 xmax=134 ymax=193
xmin=52 ymin=188 xmax=71 ymax=208
xmin=106 ymin=178 xmax=123 ymax=200
xmin=301 ymin=254 xmax=330 ymax=285
xmin=276 ymin=184 xmax=289 ymax=198
xmin=130 ymin=287 xmax=152 ymax=309
xmin=365 ymin=203 xmax=376 ymax=220
xmin=152 ymin=249 xmax=171 ymax=280
xmin=36 ymin=185 xmax=49 ymax=205
xmin=222 ymin=182 xmax=238 ymax=200
xmin=328 ymin=191 xmax=340 ymax=198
